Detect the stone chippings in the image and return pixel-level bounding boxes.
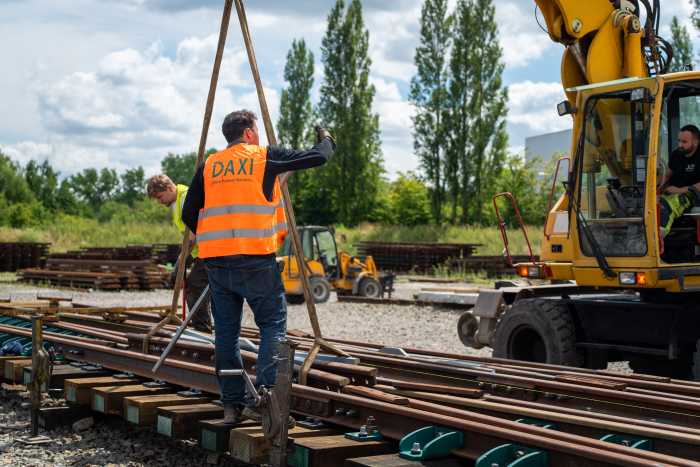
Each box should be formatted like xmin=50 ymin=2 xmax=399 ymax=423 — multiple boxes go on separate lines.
xmin=0 ymin=388 xmax=243 ymax=466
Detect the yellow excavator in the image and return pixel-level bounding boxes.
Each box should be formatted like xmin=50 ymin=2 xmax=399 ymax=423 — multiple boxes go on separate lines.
xmin=277 ymin=226 xmax=393 ymax=304
xmin=459 ymin=0 xmax=700 ymax=380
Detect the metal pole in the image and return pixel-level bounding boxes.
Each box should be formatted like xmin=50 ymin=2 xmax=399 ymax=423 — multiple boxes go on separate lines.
xmin=232 ymin=0 xmax=350 ymax=382
xmin=152 ymin=285 xmax=210 ymax=373
xmin=269 ymin=338 xmax=296 ymax=467
xmin=168 ymin=0 xmax=233 ymax=320
xmin=30 ymin=315 xmax=46 ymax=437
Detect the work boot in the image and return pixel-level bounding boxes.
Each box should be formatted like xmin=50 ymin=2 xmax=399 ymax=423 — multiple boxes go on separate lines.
xmin=241 ymin=407 xmax=296 ymax=428
xmin=223 ymin=404 xmax=243 ymax=425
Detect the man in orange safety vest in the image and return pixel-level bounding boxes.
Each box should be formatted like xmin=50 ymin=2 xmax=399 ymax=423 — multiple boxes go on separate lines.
xmin=182 ymin=109 xmax=334 ymax=424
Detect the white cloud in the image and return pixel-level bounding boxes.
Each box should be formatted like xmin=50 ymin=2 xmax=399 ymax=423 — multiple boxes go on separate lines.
xmin=496 ymin=1 xmax=554 ymax=68
xmin=7 ymin=33 xmax=282 ymax=177
xmin=370 ymin=77 xmax=418 ymax=176
xmin=508 ymin=81 xmax=569 ymax=134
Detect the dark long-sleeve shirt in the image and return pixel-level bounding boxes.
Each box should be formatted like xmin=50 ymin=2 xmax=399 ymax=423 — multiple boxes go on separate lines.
xmin=182 ymin=138 xmax=334 ymax=233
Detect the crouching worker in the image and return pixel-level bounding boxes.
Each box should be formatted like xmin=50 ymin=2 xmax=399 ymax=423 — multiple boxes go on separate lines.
xmin=181 ymin=109 xmax=335 ymax=424
xmin=147 ymin=174 xmax=213 ymax=333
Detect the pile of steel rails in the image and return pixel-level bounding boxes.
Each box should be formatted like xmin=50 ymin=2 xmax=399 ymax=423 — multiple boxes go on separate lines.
xmin=18 ymin=257 xmax=171 ymax=291
xmin=355 ymin=241 xmax=534 ymax=276
xmin=48 ymin=244 xmax=180 ymax=265
xmin=355 ymin=241 xmax=481 ymax=273
xmin=0 ymin=242 xmax=50 ymax=272
xmin=2 ymin=301 xmax=700 ymax=466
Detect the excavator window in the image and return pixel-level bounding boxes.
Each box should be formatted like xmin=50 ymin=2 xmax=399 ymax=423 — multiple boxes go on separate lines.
xmin=577 ymin=89 xmax=650 ymax=257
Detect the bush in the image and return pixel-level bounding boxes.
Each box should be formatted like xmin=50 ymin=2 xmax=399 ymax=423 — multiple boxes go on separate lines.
xmin=3 ymin=202 xmax=47 ymax=228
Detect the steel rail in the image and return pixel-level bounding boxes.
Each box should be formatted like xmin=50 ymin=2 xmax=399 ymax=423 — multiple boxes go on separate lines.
xmin=0 ymin=320 xmax=694 ymax=464
xmin=40 ymin=332 xmax=698 ymax=466
xmin=376 ymin=384 xmax=700 ymax=459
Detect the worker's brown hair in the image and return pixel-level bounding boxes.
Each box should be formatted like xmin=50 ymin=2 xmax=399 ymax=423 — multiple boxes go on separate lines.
xmin=222 ymin=110 xmax=257 ymax=143
xmin=146 ymin=174 xmax=175 ymax=198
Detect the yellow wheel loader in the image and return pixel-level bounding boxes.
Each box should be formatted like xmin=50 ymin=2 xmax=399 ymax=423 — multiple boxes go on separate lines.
xmin=459 ymin=0 xmax=700 ymax=380
xmin=277 ymin=226 xmax=394 ymax=304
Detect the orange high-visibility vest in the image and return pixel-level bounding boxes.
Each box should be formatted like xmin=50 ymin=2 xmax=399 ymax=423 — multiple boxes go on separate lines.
xmin=196 ymin=144 xmax=287 ymax=258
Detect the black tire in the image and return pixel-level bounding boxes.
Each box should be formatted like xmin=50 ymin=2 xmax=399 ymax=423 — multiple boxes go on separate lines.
xmin=629 ymin=356 xmax=693 ymax=380
xmin=310 ymin=276 xmax=331 ymax=304
xmin=457 ymin=312 xmax=479 ymax=348
xmin=286 ymin=294 xmax=305 ymax=305
xmin=493 ymin=298 xmax=583 ymax=367
xmin=359 ymin=277 xmax=382 ymax=298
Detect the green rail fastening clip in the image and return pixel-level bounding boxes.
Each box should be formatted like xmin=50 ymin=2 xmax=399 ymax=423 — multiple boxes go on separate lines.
xmin=476 ymin=444 xmax=548 ymax=467
xmin=398 ymin=426 xmax=463 ymax=460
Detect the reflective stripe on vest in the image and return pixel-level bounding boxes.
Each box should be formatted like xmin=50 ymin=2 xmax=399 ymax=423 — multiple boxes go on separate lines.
xmin=198 ymin=202 xmax=285 ymax=219
xmin=196 ymin=144 xmax=287 ymax=258
xmin=196 ymin=222 xmax=287 ymax=243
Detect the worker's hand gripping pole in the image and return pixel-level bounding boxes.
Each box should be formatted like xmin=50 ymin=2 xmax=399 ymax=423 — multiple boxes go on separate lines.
xmin=145 ymin=0 xmax=234 ymax=353
xmin=233 ymin=0 xmax=349 ymax=385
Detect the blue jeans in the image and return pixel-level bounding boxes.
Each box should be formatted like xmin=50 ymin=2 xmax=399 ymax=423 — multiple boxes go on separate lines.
xmin=203 ymin=254 xmax=287 ymax=406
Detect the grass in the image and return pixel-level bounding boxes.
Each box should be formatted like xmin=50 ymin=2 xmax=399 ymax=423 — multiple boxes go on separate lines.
xmin=0 ymin=216 xmax=181 ymax=253
xmin=1 ymin=219 xmax=541 ymax=281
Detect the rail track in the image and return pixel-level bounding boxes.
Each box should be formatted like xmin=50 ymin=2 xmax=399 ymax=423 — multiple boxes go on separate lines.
xmin=0 ymin=299 xmax=699 ymax=465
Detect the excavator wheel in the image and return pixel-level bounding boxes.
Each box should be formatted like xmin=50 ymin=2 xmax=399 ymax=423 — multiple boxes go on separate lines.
xmin=493 ymin=298 xmax=583 ymax=367
xmin=359 ymin=277 xmax=381 ymax=298
xmin=310 ymin=276 xmax=331 ymax=304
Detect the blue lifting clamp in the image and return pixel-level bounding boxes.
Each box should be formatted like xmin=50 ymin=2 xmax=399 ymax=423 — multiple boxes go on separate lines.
xmin=345 ymin=416 xmax=383 ymax=441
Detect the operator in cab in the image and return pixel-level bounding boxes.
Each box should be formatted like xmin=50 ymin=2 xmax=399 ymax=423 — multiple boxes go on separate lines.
xmin=659 ymin=124 xmax=700 ymax=237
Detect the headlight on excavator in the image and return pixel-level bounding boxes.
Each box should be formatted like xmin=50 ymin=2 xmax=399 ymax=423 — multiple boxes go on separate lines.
xmin=516 ymin=264 xmax=551 ymax=279
xmin=619 ymin=272 xmax=646 ymax=285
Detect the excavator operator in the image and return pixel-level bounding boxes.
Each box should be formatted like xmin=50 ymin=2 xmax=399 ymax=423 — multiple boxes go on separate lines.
xmin=659 ymin=125 xmax=700 ymax=237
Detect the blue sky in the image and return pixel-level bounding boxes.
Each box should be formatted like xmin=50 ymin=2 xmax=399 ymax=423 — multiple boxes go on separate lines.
xmin=0 ymin=0 xmax=696 ymax=179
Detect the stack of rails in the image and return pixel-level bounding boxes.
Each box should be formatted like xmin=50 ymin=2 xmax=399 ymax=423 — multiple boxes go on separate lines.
xmin=151 ymin=243 xmax=181 ymax=266
xmin=356 ymin=241 xmax=481 ymax=273
xmin=18 ymin=252 xmax=170 ymax=291
xmin=2 ymin=303 xmax=700 ymax=465
xmin=0 ymin=242 xmax=50 ymax=272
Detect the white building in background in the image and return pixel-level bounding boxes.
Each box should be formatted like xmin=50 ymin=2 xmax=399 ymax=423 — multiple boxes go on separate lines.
xmin=525 ymin=128 xmax=572 ymax=167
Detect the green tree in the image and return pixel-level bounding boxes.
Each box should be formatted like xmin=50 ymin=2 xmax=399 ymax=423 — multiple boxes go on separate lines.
xmin=670 ymin=16 xmax=694 ymax=72
xmin=117 ymin=166 xmax=146 ymax=206
xmin=56 ymin=179 xmax=84 ymax=216
xmin=317 ymin=0 xmax=384 ymax=225
xmin=161 ymin=148 xmax=216 ymax=185
xmin=24 ymin=160 xmax=59 ymax=210
xmin=410 ymin=0 xmax=452 ymax=224
xmin=0 ymin=152 xmax=34 ymax=204
xmin=488 ymin=154 xmax=548 ymax=226
xmin=445 ymin=0 xmax=508 ymax=224
xmin=277 ymin=38 xmax=317 ymax=222
xmin=69 ymin=167 xmax=118 ymax=211
xmin=388 ymin=172 xmax=432 ymax=226
xmin=278 ymin=39 xmax=315 ymax=149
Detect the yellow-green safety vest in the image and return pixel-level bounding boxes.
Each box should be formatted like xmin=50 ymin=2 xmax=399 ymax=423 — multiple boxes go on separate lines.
xmin=172 ymin=184 xmax=198 ymax=258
